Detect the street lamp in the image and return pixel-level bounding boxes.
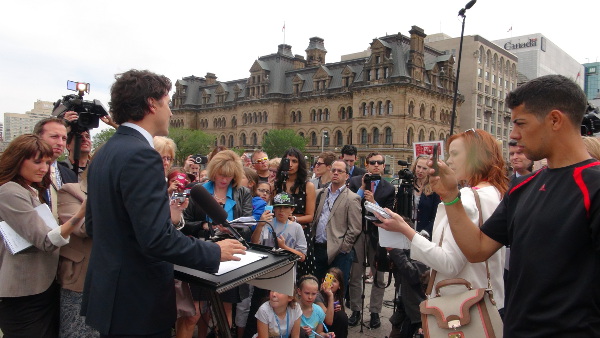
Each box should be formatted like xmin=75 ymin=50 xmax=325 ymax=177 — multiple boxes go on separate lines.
xmin=450 ymin=0 xmax=477 ymax=135
xmin=321 ymin=130 xmax=329 ymax=152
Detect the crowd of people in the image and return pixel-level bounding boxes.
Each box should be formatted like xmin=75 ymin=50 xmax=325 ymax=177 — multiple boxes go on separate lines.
xmin=0 ymin=71 xmax=599 ymax=338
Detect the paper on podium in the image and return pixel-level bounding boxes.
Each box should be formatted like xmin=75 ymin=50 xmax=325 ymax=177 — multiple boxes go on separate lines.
xmin=215 ymin=250 xmax=268 ymax=276
xmin=0 ymin=204 xmax=58 ymax=255
xmin=230 ymin=216 xmax=257 ymax=230
xmin=378 ymin=227 xmax=411 ymax=250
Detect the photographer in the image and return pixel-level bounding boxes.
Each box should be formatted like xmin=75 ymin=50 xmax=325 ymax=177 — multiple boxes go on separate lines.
xmin=347 ymin=152 xmax=395 ymax=329
xmin=411 ymin=155 xmax=441 ymax=237
xmin=60 ymin=129 xmax=92 ymax=178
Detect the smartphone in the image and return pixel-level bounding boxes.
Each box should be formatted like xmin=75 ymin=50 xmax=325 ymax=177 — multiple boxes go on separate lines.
xmin=323 ymin=273 xmax=334 ymax=289
xmin=265 ymin=205 xmax=273 ymax=212
xmin=431 ymin=144 xmax=439 ymax=176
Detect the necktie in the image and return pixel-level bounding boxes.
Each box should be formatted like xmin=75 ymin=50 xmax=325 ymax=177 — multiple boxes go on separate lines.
xmin=50 ymin=165 xmax=59 ymax=220
xmin=371 ymin=181 xmax=376 ymax=193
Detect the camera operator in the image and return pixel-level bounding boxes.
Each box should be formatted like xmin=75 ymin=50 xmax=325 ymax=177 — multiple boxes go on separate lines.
xmin=59 ymin=129 xmax=92 ymax=179
xmin=347 ymin=152 xmax=395 ymax=329
xmin=411 ymin=155 xmax=441 ymax=237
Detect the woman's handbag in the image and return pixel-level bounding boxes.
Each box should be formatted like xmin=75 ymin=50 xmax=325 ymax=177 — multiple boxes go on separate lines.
xmin=419 ymin=188 xmax=503 ymax=337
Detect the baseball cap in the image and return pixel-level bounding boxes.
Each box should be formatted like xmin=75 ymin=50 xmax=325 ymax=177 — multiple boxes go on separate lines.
xmin=272 ymin=192 xmax=295 ymax=207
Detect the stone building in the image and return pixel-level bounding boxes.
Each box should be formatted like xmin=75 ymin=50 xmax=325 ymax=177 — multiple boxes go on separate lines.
xmin=171 ymin=26 xmax=460 ymax=173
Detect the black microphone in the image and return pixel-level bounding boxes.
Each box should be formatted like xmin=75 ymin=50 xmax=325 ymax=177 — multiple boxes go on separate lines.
xmin=465 ymin=0 xmax=477 ymax=9
xmin=189 ymin=185 xmax=250 ymax=248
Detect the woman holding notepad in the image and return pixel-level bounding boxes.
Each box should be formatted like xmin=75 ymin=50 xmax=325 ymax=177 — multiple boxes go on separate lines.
xmin=0 ymin=134 xmax=86 ymax=337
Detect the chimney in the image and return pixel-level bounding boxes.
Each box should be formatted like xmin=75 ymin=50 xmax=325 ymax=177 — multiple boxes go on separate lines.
xmin=277 ymin=44 xmax=294 ymax=57
xmin=205 ymin=72 xmax=217 ymax=85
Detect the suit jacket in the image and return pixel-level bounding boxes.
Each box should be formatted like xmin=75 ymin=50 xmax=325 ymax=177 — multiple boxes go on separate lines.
xmin=0 ymin=182 xmax=63 ymax=297
xmin=310 ymin=186 xmax=362 ymax=264
xmin=350 ymin=166 xmax=366 ymax=179
xmin=57 ymin=161 xmax=78 ymax=185
xmin=57 ymin=182 xmax=90 ymax=293
xmin=81 ymin=126 xmax=221 ymax=335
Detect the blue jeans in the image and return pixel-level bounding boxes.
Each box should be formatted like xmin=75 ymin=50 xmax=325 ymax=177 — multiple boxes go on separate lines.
xmin=314 ymin=244 xmax=353 ymax=291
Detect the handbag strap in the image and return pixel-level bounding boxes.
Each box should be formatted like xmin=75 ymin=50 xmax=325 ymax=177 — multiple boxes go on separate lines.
xmin=425 ymin=188 xmax=491 ymax=296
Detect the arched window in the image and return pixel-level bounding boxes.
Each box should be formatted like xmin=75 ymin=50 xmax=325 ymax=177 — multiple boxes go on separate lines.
xmin=385 ymin=127 xmax=392 ymax=144
xmin=386 ymin=100 xmax=393 ymax=114
xmin=251 ymin=133 xmax=257 ymax=146
xmin=348 ymin=106 xmax=353 ymax=119
xmin=241 ymin=133 xmax=247 ymax=146
xmin=220 ymin=135 xmax=226 ymax=145
xmin=253 ymin=112 xmax=258 ymax=124
xmin=243 ymin=114 xmax=247 ymax=125
xmin=420 ymin=104 xmax=425 ymax=118
xmin=232 ymin=116 xmax=237 ymax=127
xmin=408 ymin=102 xmax=415 ymax=116
xmin=311 ymin=132 xmax=317 ymax=146
xmin=430 ymin=107 xmax=436 ymax=121
xmin=312 ymin=109 xmax=317 ymax=122
xmin=264 ymin=112 xmax=268 ymax=123
xmin=259 ymin=112 xmax=263 ymax=123
xmin=407 ymin=128 xmax=414 ymax=146
xmin=372 ymin=127 xmax=380 ymax=144
xmin=378 ymin=101 xmax=384 ymax=115
xmin=348 ymin=131 xmax=353 ymax=145
xmin=295 ymin=111 xmax=299 ymax=123
xmin=325 ymin=108 xmax=330 ymax=121
xmin=228 ymin=135 xmax=234 ymax=148
xmin=292 ymin=111 xmax=296 ymax=123
xmin=360 ymin=128 xmax=368 ymax=144
xmin=336 ymin=130 xmax=343 ymax=146
xmin=418 ymin=129 xmax=425 ymax=142
xmin=299 ymin=132 xmax=305 ymax=138
xmin=341 ymin=107 xmax=346 ymax=120
xmin=318 ymin=109 xmax=323 ymax=121
xmin=324 ymin=131 xmax=330 ymax=147
xmin=440 ymin=132 xmax=445 ymax=140
xmin=429 ymin=131 xmax=435 ymax=141
xmin=370 ymin=102 xmax=376 ymax=116
xmin=362 ymin=103 xmax=368 ymax=116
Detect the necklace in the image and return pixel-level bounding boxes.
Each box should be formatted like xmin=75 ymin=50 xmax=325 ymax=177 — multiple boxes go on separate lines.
xmin=214 ymin=195 xmax=226 ymax=203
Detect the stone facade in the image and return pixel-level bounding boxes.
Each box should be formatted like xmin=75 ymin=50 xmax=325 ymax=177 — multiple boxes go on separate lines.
xmin=171 ymin=26 xmax=461 ymax=173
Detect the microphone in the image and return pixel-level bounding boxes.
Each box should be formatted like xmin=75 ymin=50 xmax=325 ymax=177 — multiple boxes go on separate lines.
xmin=465 ymin=0 xmax=477 ymax=9
xmin=189 ymin=185 xmax=250 ymax=248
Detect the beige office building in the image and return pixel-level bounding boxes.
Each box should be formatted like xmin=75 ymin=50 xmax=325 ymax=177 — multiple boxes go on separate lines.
xmin=426 ymin=34 xmax=518 ymax=157
xmin=3 ymin=100 xmax=54 ymax=142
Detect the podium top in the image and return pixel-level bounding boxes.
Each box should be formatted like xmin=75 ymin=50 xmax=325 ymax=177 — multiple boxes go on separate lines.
xmin=174 ymin=245 xmax=298 ymax=293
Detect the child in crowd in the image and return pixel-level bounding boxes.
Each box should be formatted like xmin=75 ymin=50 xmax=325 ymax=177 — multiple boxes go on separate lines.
xmin=243 ymin=167 xmax=266 ymax=222
xmin=255 ymin=291 xmax=302 ymax=338
xmin=297 ymin=275 xmax=335 ymax=338
xmin=315 ymin=268 xmax=347 ymax=338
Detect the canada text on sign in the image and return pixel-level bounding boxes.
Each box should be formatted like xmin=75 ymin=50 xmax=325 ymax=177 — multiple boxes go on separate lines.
xmin=504 ymin=38 xmax=537 ymax=50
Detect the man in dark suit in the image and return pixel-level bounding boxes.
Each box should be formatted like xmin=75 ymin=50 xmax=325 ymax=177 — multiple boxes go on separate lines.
xmin=33 ymin=117 xmax=78 ymax=217
xmin=508 ymin=139 xmax=533 ymax=183
xmin=81 ymin=69 xmax=246 ymax=337
xmin=340 ymin=145 xmax=366 ymax=181
xmin=347 ymin=152 xmax=395 ymax=329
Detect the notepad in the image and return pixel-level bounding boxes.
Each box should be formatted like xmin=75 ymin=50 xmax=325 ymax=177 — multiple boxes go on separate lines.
xmin=0 ymin=204 xmax=59 ymax=255
xmin=215 ymin=250 xmax=268 ymax=275
xmin=378 ymin=227 xmax=411 ymax=250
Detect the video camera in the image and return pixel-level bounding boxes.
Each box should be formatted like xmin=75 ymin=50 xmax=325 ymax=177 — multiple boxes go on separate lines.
xmin=582 ymin=103 xmax=600 ymax=136
xmin=397 ymin=160 xmax=414 ymax=182
xmin=364 ymin=173 xmax=381 ymax=191
xmin=52 ymin=81 xmax=108 ymax=131
xmin=395 ymin=160 xmax=414 ymax=219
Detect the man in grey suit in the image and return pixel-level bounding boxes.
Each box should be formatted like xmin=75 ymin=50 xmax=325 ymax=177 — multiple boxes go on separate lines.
xmin=312 ymin=160 xmax=362 ymax=286
xmin=82 ymin=69 xmax=246 ymax=337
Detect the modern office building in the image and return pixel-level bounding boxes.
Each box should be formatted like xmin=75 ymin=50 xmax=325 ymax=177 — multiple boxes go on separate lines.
xmin=584 ymin=62 xmax=600 ymax=102
xmin=493 ymin=34 xmax=584 ymax=88
xmin=171 ymin=26 xmax=460 ymax=170
xmin=426 ymin=34 xmax=518 ymax=156
xmin=3 ymin=100 xmax=54 ymax=142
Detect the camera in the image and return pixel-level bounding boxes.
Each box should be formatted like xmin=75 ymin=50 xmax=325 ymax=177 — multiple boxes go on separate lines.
xmin=364 ymin=174 xmax=381 ymax=191
xmin=52 ymin=81 xmax=108 ymax=131
xmin=193 ymin=154 xmax=209 ymax=165
xmin=398 ymin=168 xmax=413 ymax=180
xmin=171 ymin=188 xmax=190 ymax=204
xmin=582 ymin=103 xmax=600 ymax=136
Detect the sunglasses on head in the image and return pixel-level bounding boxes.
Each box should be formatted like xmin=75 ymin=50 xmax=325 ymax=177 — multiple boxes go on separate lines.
xmin=368 ymin=160 xmax=385 ymax=165
xmin=253 ymin=157 xmax=269 ymax=164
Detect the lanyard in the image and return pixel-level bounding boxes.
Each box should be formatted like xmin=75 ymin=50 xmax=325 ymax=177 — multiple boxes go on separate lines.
xmin=269 ymin=219 xmax=289 ymax=238
xmin=274 ymin=308 xmax=289 ymax=338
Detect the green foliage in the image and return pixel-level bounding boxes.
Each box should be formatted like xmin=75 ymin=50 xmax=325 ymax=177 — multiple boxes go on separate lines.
xmin=168 ymin=128 xmax=216 ymax=166
xmin=92 ymin=128 xmax=116 ymax=151
xmin=262 ymin=129 xmax=307 ymax=158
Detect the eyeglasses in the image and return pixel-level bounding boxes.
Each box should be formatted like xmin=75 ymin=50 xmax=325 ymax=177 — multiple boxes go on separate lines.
xmin=314 ymin=162 xmax=326 ymax=167
xmin=162 ymin=156 xmax=173 ymax=163
xmin=257 ymin=188 xmax=271 ymax=194
xmin=331 ymin=168 xmax=347 ymax=174
xmin=368 ymin=160 xmax=385 ymax=165
xmin=253 ymin=157 xmax=269 ymax=164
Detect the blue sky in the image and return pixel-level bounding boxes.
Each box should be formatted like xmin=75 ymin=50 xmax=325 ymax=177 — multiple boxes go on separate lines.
xmin=1 ymin=0 xmax=597 ymax=135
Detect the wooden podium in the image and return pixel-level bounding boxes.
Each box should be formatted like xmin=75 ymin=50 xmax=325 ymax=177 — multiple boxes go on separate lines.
xmin=174 ymin=244 xmax=298 ymax=338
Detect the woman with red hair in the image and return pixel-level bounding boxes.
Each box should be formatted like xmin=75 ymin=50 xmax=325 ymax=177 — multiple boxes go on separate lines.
xmin=376 ymin=129 xmax=507 ymax=317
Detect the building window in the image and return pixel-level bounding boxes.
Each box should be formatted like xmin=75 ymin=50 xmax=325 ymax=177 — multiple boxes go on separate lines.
xmin=340 ymin=107 xmax=346 ymax=120
xmin=386 ymin=101 xmax=393 ymax=114
xmin=385 ymin=127 xmax=392 ymax=144
xmin=420 ymin=104 xmax=425 ymax=118
xmin=241 ymin=133 xmax=247 ymax=146
xmin=311 ymin=132 xmax=317 ymax=146
xmin=407 ymin=128 xmax=414 ymax=146
xmin=347 ymin=107 xmax=353 ymax=119
xmin=370 ymin=102 xmax=376 ymax=116
xmin=360 ymin=128 xmax=367 ymax=144
xmin=408 ymin=102 xmax=415 ymax=116
xmin=384 ymin=67 xmax=389 ymax=79
xmin=418 ymin=129 xmax=425 ymax=142
xmin=228 ymin=135 xmax=234 ymax=148
xmin=251 ymin=133 xmax=257 ymax=146
xmin=477 ymin=82 xmax=482 ymax=91
xmin=378 ymin=101 xmax=384 ymax=115
xmin=373 ymin=128 xmax=380 ymax=144
xmin=362 ymin=103 xmax=368 ymax=116
xmin=336 ymin=131 xmax=343 ymax=146
xmin=429 ymin=131 xmax=435 ymax=141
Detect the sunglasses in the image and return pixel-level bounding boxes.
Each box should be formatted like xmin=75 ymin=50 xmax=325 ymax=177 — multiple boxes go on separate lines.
xmin=368 ymin=160 xmax=385 ymax=165
xmin=331 ymin=168 xmax=347 ymax=174
xmin=314 ymin=162 xmax=326 ymax=167
xmin=253 ymin=157 xmax=269 ymax=164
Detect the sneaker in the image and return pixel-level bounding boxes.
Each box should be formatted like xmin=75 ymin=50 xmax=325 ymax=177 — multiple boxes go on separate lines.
xmin=365 ymin=276 xmax=373 ymax=284
xmin=348 ymin=311 xmax=361 ymax=327
xmin=369 ymin=312 xmax=381 ymax=329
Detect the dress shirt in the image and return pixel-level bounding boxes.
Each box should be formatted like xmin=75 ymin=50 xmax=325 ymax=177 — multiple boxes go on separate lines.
xmin=121 ymin=122 xmax=154 ymax=148
xmin=315 ymin=185 xmax=345 ymax=243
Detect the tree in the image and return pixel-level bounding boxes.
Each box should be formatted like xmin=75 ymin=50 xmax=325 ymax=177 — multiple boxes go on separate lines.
xmin=92 ymin=128 xmax=116 ymax=151
xmin=262 ymin=129 xmax=307 ymax=158
xmin=168 ymin=128 xmax=216 ymax=166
